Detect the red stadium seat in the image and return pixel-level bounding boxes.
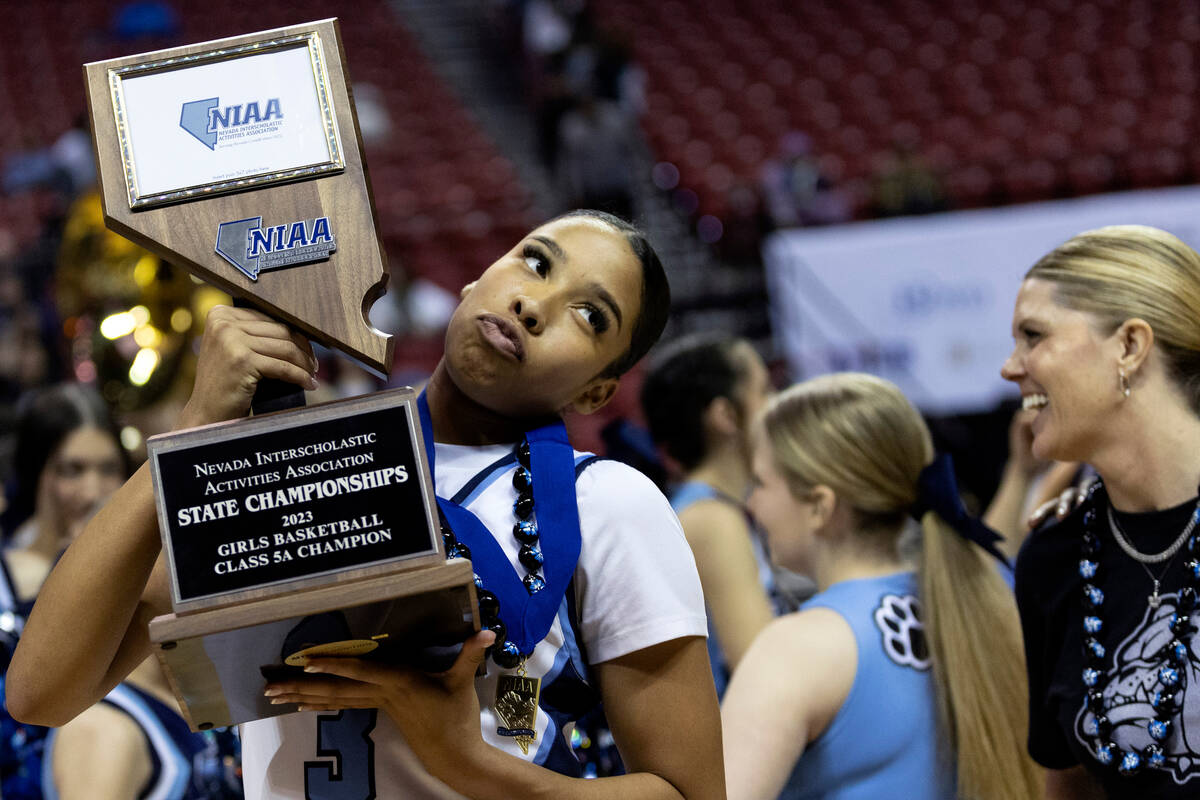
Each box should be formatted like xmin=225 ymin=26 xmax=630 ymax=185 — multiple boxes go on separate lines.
xmin=593 ymin=0 xmax=1195 ymax=227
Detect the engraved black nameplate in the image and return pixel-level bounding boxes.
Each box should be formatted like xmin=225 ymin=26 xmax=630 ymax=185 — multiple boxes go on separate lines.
xmin=148 ymin=389 xmax=441 ymax=609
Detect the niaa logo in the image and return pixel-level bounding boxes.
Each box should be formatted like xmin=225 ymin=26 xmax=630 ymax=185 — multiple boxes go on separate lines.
xmin=215 ymin=216 xmax=335 ymax=281
xmin=180 ymin=97 xmax=283 ymax=151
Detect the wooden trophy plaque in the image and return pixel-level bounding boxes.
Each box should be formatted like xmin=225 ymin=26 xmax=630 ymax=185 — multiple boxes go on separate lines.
xmin=85 ymin=21 xmax=479 ymax=730
xmin=85 ymin=17 xmax=390 ymax=373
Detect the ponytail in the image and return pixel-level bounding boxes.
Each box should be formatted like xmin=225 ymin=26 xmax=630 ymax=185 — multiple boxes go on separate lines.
xmin=919 ymin=513 xmax=1041 ymax=800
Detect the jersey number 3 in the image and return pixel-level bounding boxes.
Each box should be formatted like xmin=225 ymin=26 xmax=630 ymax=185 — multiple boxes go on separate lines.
xmin=305 ymin=709 xmax=378 ymax=800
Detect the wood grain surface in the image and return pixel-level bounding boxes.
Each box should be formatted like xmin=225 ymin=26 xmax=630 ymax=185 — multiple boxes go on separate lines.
xmin=84 ymin=18 xmax=393 ymax=374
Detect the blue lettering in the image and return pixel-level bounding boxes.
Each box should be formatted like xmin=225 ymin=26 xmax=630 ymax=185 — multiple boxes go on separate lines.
xmin=203 ymin=99 xmax=282 ymax=134
xmin=247 ymin=228 xmax=272 ymax=259
xmin=243 ymin=219 xmax=336 ymax=261
xmin=287 ymin=222 xmax=308 ymax=249
xmin=208 ymin=106 xmax=233 ymax=132
xmin=310 ymin=217 xmax=332 ymax=244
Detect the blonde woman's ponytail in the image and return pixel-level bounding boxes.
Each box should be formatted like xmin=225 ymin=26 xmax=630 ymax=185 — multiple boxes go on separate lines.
xmin=919 ymin=511 xmax=1041 ymax=800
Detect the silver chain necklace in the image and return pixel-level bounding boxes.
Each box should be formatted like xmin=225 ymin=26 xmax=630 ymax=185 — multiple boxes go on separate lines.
xmin=1107 ymin=503 xmax=1199 ymax=608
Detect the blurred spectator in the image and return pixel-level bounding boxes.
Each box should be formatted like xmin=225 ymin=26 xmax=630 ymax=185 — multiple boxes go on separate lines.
xmin=1 ymin=384 xmax=130 ymax=602
xmin=0 ymin=206 xmax=60 ymax=473
xmin=557 ymin=94 xmax=635 ymax=219
xmin=519 ymin=1 xmax=645 ymax=177
xmin=719 ymin=181 xmax=772 ymax=264
xmin=353 ymin=83 xmax=394 ymax=148
xmin=49 ymin=115 xmax=96 ymax=197
xmin=591 ymin=29 xmax=644 ymax=116
xmin=1 ymin=150 xmax=68 ymax=199
xmin=535 ymin=56 xmax=576 ymax=168
xmin=0 ymin=307 xmax=51 ymax=409
xmin=523 ymin=0 xmax=574 ymax=59
xmin=760 ymin=131 xmax=851 ymax=228
xmin=0 ymin=383 xmax=130 ymax=800
xmin=870 ymin=141 xmax=949 ymax=217
xmin=641 ymin=335 xmax=783 ymax=696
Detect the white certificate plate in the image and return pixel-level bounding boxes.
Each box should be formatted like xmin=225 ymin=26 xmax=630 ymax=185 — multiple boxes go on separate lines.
xmin=109 ymin=32 xmax=344 ymax=209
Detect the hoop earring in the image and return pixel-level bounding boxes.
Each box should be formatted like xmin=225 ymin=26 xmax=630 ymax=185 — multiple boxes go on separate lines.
xmin=1119 ymin=368 xmax=1131 ymax=398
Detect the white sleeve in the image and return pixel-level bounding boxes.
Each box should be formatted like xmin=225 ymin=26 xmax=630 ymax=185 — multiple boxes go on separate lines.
xmin=572 ymin=460 xmax=708 ymax=664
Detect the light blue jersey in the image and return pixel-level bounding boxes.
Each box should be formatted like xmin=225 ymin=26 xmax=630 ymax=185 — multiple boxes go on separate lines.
xmin=670 ymin=481 xmax=739 ymax=697
xmin=781 ymin=572 xmax=955 ymax=800
xmin=670 ymin=481 xmax=782 ymax=698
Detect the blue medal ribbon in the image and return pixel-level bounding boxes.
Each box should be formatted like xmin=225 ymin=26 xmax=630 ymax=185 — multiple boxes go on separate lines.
xmin=417 ymin=391 xmax=582 ymax=655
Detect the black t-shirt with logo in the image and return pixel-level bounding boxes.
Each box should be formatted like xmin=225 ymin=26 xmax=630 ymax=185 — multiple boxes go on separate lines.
xmin=1016 ymin=493 xmax=1200 ymax=798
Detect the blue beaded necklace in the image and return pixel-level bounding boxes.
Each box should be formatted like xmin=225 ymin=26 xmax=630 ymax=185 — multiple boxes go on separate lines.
xmin=416 ymin=391 xmax=584 ymax=754
xmin=416 ymin=391 xmax=582 ymax=668
xmin=440 ymin=438 xmax=543 ymax=669
xmin=1078 ymin=480 xmax=1200 ymax=776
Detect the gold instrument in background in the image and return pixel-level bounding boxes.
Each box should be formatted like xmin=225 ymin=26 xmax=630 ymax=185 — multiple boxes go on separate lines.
xmin=56 ymin=192 xmax=229 ymax=417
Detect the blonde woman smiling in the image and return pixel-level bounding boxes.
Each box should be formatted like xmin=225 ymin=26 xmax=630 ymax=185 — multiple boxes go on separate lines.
xmin=1005 ymin=226 xmax=1200 ymax=798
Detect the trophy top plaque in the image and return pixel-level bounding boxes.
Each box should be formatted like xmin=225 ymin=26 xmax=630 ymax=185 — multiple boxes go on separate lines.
xmin=85 ymin=18 xmax=394 ymax=375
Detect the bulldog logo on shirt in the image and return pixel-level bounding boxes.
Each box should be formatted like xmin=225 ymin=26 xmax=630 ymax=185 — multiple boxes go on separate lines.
xmin=1075 ymin=594 xmax=1200 ymax=783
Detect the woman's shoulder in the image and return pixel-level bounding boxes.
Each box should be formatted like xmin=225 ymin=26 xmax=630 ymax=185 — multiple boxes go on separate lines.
xmin=730 ymin=608 xmax=858 ymax=727
xmin=575 ymin=457 xmax=673 ymax=512
xmin=756 ymin=607 xmax=857 ymax=662
xmin=573 ymin=459 xmax=694 ymax=554
xmin=675 ymin=497 xmax=749 ymax=542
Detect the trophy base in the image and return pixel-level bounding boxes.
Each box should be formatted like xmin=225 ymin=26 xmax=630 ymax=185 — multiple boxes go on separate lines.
xmin=149 ymin=559 xmax=477 ymax=731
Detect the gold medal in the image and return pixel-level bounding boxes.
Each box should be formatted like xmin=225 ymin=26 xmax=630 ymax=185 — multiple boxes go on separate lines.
xmin=495 ymin=662 xmax=540 ymax=755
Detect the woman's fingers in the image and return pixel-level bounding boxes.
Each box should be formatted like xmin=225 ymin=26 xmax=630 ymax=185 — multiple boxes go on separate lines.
xmin=221 ymin=314 xmax=318 ymax=367
xmin=242 ymin=343 xmax=319 ymax=388
xmin=1055 ymin=487 xmax=1080 ymax=519
xmin=264 ymin=674 xmax=382 ymax=708
xmin=179 ymin=305 xmax=318 ymax=427
xmin=1026 ymin=488 xmax=1082 ymax=529
xmin=283 ymin=632 xmax=497 ymax=708
xmin=302 ymin=657 xmax=398 ymax=687
xmin=440 ymin=630 xmax=495 ymax=687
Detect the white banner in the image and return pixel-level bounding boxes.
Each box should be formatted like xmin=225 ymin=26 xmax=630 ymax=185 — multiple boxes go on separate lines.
xmin=763 ymin=185 xmax=1200 ymax=414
